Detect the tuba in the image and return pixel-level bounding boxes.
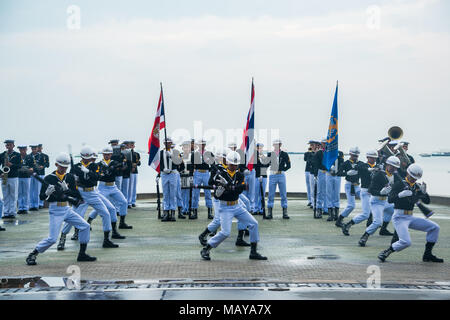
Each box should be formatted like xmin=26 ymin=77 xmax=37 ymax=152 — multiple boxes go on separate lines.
xmin=377 ymin=126 xmax=404 ymax=157
xmin=394 ymin=142 xmax=412 ymax=168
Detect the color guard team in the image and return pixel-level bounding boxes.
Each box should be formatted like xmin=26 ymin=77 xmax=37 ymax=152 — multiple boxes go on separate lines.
xmin=0 ymin=131 xmax=443 ymax=265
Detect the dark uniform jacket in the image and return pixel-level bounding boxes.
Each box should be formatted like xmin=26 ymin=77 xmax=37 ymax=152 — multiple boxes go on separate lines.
xmin=180 ymin=152 xmax=194 ymax=177
xmin=388 ymin=177 xmax=430 ymax=210
xmin=255 ymin=151 xmax=270 ymax=178
xmin=304 ymin=151 xmax=314 ymax=173
xmin=70 ymin=162 xmax=100 ymax=188
xmin=208 ymin=168 xmax=246 ymax=201
xmin=18 ymin=154 xmax=36 ymax=178
xmin=191 ymin=150 xmax=214 ymax=171
xmin=37 ymin=153 xmax=50 ymax=176
xmin=160 ymin=150 xmax=185 ymax=172
xmin=339 ymin=159 xmax=364 ymax=185
xmin=267 ymin=150 xmax=291 ymax=173
xmin=98 ymin=159 xmax=122 ymax=183
xmin=39 ymin=171 xmax=82 ymax=205
xmin=310 ymin=150 xmax=326 ymax=176
xmin=112 ymin=152 xmax=126 ymax=177
xmin=358 ymin=162 xmax=382 ymax=189
xmin=0 ymin=151 xmax=21 ymax=178
xmin=131 ymin=150 xmax=141 ymax=174
xmin=368 ymin=170 xmax=401 ymax=197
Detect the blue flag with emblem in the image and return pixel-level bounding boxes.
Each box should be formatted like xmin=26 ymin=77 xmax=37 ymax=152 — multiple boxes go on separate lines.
xmin=322 ymin=81 xmax=338 ymax=170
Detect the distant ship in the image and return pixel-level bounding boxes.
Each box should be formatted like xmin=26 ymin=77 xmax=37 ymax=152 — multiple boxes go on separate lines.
xmin=420 ymin=150 xmax=450 ymax=157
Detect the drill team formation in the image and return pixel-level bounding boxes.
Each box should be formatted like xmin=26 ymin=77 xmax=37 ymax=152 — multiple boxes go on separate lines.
xmin=0 ymin=82 xmax=444 ymax=268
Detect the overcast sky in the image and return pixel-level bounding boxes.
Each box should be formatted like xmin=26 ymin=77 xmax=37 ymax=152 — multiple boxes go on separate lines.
xmin=1 ymin=0 xmax=450 ymax=156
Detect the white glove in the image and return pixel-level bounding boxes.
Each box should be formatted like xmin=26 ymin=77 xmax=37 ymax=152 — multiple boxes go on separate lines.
xmin=330 ymin=165 xmax=335 ymax=172
xmin=368 ymin=167 xmax=376 ymax=172
xmin=347 ymin=170 xmax=358 ymax=176
xmin=398 ymin=190 xmax=413 ymax=198
xmin=80 ymin=166 xmax=89 ymax=174
xmin=216 ymin=186 xmax=225 ymax=197
xmin=258 ymin=176 xmax=263 ymax=182
xmin=59 ymin=181 xmax=69 ymax=192
xmin=163 ymin=169 xmax=171 ymax=174
xmin=244 ymin=169 xmax=251 ymax=176
xmin=156 ymin=176 xmax=160 ymax=183
xmin=45 ymin=185 xmax=56 ymax=197
xmin=419 ymin=182 xmax=427 ymax=194
xmin=380 ymin=186 xmax=392 ymax=195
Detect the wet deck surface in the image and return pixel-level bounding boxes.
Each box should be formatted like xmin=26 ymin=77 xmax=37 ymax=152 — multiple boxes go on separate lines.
xmin=1 ymin=198 xmax=450 ymax=299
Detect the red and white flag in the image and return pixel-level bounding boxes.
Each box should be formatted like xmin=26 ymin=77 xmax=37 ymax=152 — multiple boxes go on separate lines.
xmin=147 ymin=86 xmax=166 ymax=173
xmin=240 ymin=78 xmax=255 ymax=170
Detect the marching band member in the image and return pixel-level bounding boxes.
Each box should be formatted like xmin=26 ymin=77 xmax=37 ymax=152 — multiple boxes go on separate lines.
xmin=254 ymin=143 xmax=269 ymax=216
xmin=37 ymin=143 xmax=50 ymax=209
xmin=120 ymin=143 xmax=132 ymax=209
xmin=28 ymin=144 xmax=41 ymax=211
xmin=311 ymin=139 xmax=327 ymax=218
xmin=191 ymin=139 xmax=213 ymax=219
xmin=326 ymin=150 xmax=343 ymax=221
xmin=266 ymin=139 xmax=291 ymax=219
xmin=341 ymin=150 xmax=379 ymax=235
xmin=335 ymin=147 xmax=362 ymax=228
xmin=378 ymin=164 xmax=443 ymax=263
xmin=1 ymin=140 xmax=20 ymax=219
xmin=26 ymin=153 xmax=96 ymax=265
xmin=127 ymin=141 xmax=141 ymax=208
xmin=304 ymin=141 xmax=315 ymax=208
xmin=200 ymin=151 xmax=267 ymax=261
xmin=17 ymin=145 xmax=34 ymax=215
xmin=358 ymin=156 xmax=400 ymax=247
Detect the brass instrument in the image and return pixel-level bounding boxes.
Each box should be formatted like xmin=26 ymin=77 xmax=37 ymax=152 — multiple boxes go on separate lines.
xmin=394 ymin=142 xmax=412 ymax=168
xmin=1 ymin=151 xmax=10 ymax=186
xmin=377 ymin=126 xmax=404 ymax=157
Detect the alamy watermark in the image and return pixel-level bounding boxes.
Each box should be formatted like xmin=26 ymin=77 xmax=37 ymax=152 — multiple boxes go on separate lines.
xmin=67 ymin=5 xmax=81 ymax=30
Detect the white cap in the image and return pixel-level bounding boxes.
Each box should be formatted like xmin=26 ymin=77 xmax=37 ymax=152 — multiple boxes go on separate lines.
xmin=226 ymin=151 xmax=241 ymax=165
xmin=272 ymin=139 xmax=282 ymax=145
xmin=349 ymin=147 xmax=360 ymax=155
xmin=407 ymin=164 xmax=423 ymax=180
xmin=386 ymin=156 xmax=401 ymax=168
xmin=366 ymin=150 xmax=378 ymax=158
xmin=80 ymin=146 xmax=94 ymax=159
xmin=55 ymin=153 xmax=71 ymax=167
xmin=102 ymin=146 xmax=113 ymax=154
xmin=228 ymin=142 xmax=237 ymax=148
xmin=181 ymin=140 xmax=190 ymax=146
xmin=256 ymin=142 xmax=264 ymax=147
xmin=197 ymin=139 xmax=207 ymax=144
xmin=164 ymin=137 xmax=173 ymax=143
xmin=17 ymin=144 xmax=27 ymax=149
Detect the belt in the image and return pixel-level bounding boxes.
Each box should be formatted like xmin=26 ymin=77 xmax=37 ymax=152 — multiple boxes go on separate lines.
xmin=346 ymin=182 xmax=360 ymax=186
xmin=375 ymin=196 xmax=386 ymax=201
xmin=396 ymin=209 xmax=413 ymax=215
xmin=271 ymin=171 xmax=282 ymax=175
xmin=81 ymin=187 xmax=95 ymax=192
xmin=58 ymin=202 xmax=68 ymax=207
xmin=221 ymin=200 xmax=239 ymax=206
xmin=196 ymin=170 xmax=208 ymax=173
xmin=100 ymin=182 xmax=115 ymax=186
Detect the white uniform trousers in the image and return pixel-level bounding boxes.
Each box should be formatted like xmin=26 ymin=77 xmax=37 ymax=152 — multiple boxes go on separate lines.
xmin=130 ymin=173 xmax=138 ymax=205
xmin=1 ymin=177 xmax=18 ymax=216
xmin=341 ymin=182 xmax=361 ymax=218
xmin=366 ymin=196 xmax=394 ymax=235
xmin=88 ymin=183 xmax=128 ymax=221
xmin=18 ymin=177 xmax=31 ymax=211
xmin=36 ymin=204 xmax=90 ymax=253
xmin=352 ymin=188 xmax=371 ymax=224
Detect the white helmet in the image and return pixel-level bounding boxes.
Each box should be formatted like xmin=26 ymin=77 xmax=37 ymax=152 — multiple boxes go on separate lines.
xmin=80 ymin=146 xmax=94 ymax=159
xmin=366 ymin=150 xmax=378 ymax=158
xmin=386 ymin=156 xmax=401 ymax=168
xmin=55 ymin=153 xmax=71 ymax=168
xmin=102 ymin=146 xmax=113 ymax=154
xmin=407 ymin=164 xmax=423 ymax=180
xmin=226 ymin=151 xmax=241 ymax=165
xmin=273 ymin=139 xmax=282 ymax=145
xmin=349 ymin=147 xmax=360 ymax=155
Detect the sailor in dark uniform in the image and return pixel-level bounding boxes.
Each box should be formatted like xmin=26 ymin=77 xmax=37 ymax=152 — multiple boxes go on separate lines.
xmin=304 ymin=141 xmax=315 ymax=208
xmin=180 ymin=140 xmax=194 ymax=217
xmin=1 ymin=140 xmax=21 ymax=219
xmin=310 ymin=139 xmax=328 ymax=217
xmin=37 ymin=144 xmax=50 ymax=209
xmin=326 ymin=150 xmax=344 ymax=221
xmin=120 ymin=142 xmax=133 ymax=209
xmin=254 ymin=143 xmax=270 ymax=216
xmin=17 ymin=145 xmax=34 ymax=215
xmin=128 ymin=141 xmax=141 ymax=208
xmin=28 ymin=144 xmax=41 ymax=211
xmin=191 ymin=139 xmax=214 ymax=219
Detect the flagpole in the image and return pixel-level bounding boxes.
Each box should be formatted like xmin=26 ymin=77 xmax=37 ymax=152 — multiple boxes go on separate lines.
xmin=161 ymin=82 xmax=169 ymax=150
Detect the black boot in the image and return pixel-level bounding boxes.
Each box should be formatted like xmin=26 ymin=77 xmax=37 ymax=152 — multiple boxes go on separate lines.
xmin=119 ymin=215 xmax=133 ymax=229
xmin=87 ymin=217 xmax=93 ymax=230
xmin=103 ymin=231 xmax=119 ymax=248
xmin=189 ymin=209 xmax=198 ymax=220
xmin=379 ymin=221 xmax=394 ymax=236
xmin=26 ymin=249 xmax=39 ymax=265
xmin=201 ymin=244 xmax=212 ymax=260
xmin=282 ymin=208 xmax=290 ymax=219
xmin=0 ymin=226 xmax=5 ymax=231
xmin=71 ymin=228 xmax=79 ymax=241
xmin=334 ymin=207 xmax=339 ymax=221
xmin=335 ymin=215 xmax=344 ymax=228
xmin=359 ymin=232 xmax=370 ymax=247
xmin=235 ymin=230 xmax=251 ymax=247
xmin=77 ymin=243 xmax=97 ymax=262
xmin=342 ymin=220 xmax=354 ymax=236
xmin=323 ymin=208 xmax=330 ymax=216
xmin=111 ymin=222 xmax=126 ymax=239
xmin=244 ymin=228 xmax=249 ymax=236
xmin=366 ymin=213 xmax=373 ymax=227
xmin=249 ymin=242 xmax=267 ymax=260
xmin=207 ymin=207 xmax=214 ymax=219
xmin=326 ymin=208 xmax=334 ymax=221
xmin=170 ymin=210 xmax=176 ymax=222
xmin=378 ymin=245 xmax=395 ymax=262
xmin=391 ymin=230 xmax=399 ymax=245
xmin=57 ymin=233 xmax=67 ymax=251
xmin=178 ymin=207 xmax=186 ymax=219
xmin=317 ymin=208 xmax=323 ymax=219
xmin=423 ymin=242 xmax=444 ymax=262
xmin=264 ymin=207 xmax=272 ymax=219
xmin=198 ymin=228 xmax=210 ymax=246
xmin=161 ymin=210 xmax=170 ymax=222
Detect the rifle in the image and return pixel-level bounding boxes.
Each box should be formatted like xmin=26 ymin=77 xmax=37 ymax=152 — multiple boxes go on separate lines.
xmin=313 ymin=175 xmax=318 ymax=218
xmin=32 ymin=173 xmax=83 ymax=207
xmin=156 ymin=174 xmax=161 ymax=219
xmin=68 ymin=145 xmax=74 ymax=168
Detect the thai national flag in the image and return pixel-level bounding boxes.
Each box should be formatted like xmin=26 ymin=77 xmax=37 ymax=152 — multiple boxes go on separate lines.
xmin=241 ymin=78 xmax=255 ymax=170
xmin=148 ymin=86 xmax=165 ymax=173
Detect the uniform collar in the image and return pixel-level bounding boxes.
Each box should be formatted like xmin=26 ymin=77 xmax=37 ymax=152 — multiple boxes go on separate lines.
xmin=227 ymin=168 xmax=236 ymax=178
xmin=405 ymin=176 xmax=415 ymax=187
xmin=55 ymin=170 xmax=66 ymax=181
